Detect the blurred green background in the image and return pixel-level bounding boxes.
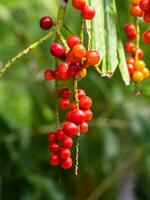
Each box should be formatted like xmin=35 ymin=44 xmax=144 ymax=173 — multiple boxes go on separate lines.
xmin=0 ymin=0 xmax=150 ymax=200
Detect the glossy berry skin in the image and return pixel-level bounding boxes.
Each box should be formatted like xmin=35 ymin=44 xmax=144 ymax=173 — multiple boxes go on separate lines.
xmin=63 ymin=122 xmax=78 ymax=137
xmin=86 ymin=50 xmax=100 ymax=66
xmin=134 ymin=60 xmax=146 ymax=71
xmin=40 ymin=16 xmax=53 ymax=30
xmin=80 ymin=122 xmax=88 ymax=133
xmin=72 ymin=44 xmax=86 ymax=59
xmin=59 ymin=98 xmax=70 ymax=110
xmin=144 ymin=11 xmax=150 ymax=23
xmin=143 ymin=30 xmax=150 ymax=44
xmin=128 ymin=64 xmax=135 ymax=75
xmin=56 ymin=129 xmax=66 ymax=141
xmin=140 ymin=0 xmax=150 ymax=11
xmin=126 ymin=57 xmax=135 ymax=65
xmin=62 ymin=137 xmax=73 ymax=148
xmin=67 ymin=34 xmax=81 ymax=49
xmin=132 ymin=48 xmax=144 ymax=59
xmin=84 ymin=109 xmax=93 ymax=121
xmin=44 ymin=69 xmax=53 ymax=80
xmin=124 ymin=23 xmax=137 ymax=40
xmin=49 ymin=143 xmax=60 ymax=153
xmin=69 ymin=102 xmax=77 ymax=110
xmin=72 ymin=0 xmax=86 ymax=9
xmin=59 ymin=88 xmax=72 ymax=99
xmin=81 ymin=5 xmax=96 ymax=20
xmin=68 ymin=63 xmax=81 ymax=77
xmin=66 ymin=111 xmax=71 ymax=121
xmin=50 ymin=43 xmax=65 ymax=58
xmin=124 ymin=42 xmax=135 ymax=53
xmin=79 ymin=96 xmax=93 ymax=110
xmin=66 ymin=50 xmax=81 ymax=64
xmin=78 ymin=89 xmax=86 ymax=99
xmin=59 ymin=148 xmax=71 ymax=160
xmin=69 ymin=109 xmax=86 ymax=125
xmin=133 ymin=71 xmax=144 ymax=82
xmin=130 ymin=5 xmax=143 ymax=17
xmin=49 ymin=154 xmax=60 ymax=166
xmin=143 ymin=68 xmax=150 ymax=78
xmin=60 ymin=158 xmax=72 ymax=169
xmin=57 ymin=62 xmax=70 ymax=81
xmin=48 ymin=132 xmax=56 ymax=143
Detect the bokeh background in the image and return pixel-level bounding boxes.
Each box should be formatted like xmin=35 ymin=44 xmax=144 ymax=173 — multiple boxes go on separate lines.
xmin=0 ymin=0 xmax=150 ymax=200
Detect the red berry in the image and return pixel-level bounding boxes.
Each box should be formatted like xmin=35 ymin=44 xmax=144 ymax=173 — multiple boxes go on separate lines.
xmin=143 ymin=30 xmax=150 ymax=44
xmin=50 ymin=43 xmax=65 ymax=58
xmin=124 ymin=42 xmax=135 ymax=53
xmin=68 ymin=63 xmax=81 ymax=77
xmin=56 ymin=129 xmax=66 ymax=141
xmin=81 ymin=5 xmax=96 ymax=20
xmin=59 ymin=88 xmax=72 ymax=99
xmin=49 ymin=154 xmax=60 ymax=166
xmin=62 ymin=137 xmax=73 ymax=148
xmin=59 ymin=98 xmax=70 ymax=110
xmin=53 ymin=70 xmax=61 ymax=81
xmin=63 ymin=122 xmax=78 ymax=137
xmin=44 ymin=69 xmax=53 ymax=80
xmin=132 ymin=48 xmax=144 ymax=59
xmin=66 ymin=111 xmax=71 ymax=121
xmin=48 ymin=132 xmax=56 ymax=142
xmin=79 ymin=96 xmax=93 ymax=110
xmin=67 ymin=34 xmax=81 ymax=49
xmin=69 ymin=109 xmax=86 ymax=125
xmin=144 ymin=11 xmax=150 ymax=23
xmin=126 ymin=57 xmax=135 ymax=65
xmin=69 ymin=102 xmax=77 ymax=110
xmin=57 ymin=62 xmax=70 ymax=81
xmin=84 ymin=109 xmax=93 ymax=121
xmin=72 ymin=0 xmax=86 ymax=9
xmin=140 ymin=0 xmax=150 ymax=11
xmin=66 ymin=50 xmax=81 ymax=64
xmin=127 ymin=64 xmax=135 ymax=75
xmin=60 ymin=158 xmax=73 ymax=169
xmin=130 ymin=5 xmax=143 ymax=17
xmin=49 ymin=143 xmax=60 ymax=153
xmin=80 ymin=122 xmax=88 ymax=133
xmin=40 ymin=16 xmax=53 ymax=30
xmin=86 ymin=50 xmax=100 ymax=66
xmin=78 ymin=89 xmax=86 ymax=99
xmin=124 ymin=23 xmax=137 ymax=40
xmin=72 ymin=44 xmax=86 ymax=59
xmin=59 ymin=148 xmax=71 ymax=160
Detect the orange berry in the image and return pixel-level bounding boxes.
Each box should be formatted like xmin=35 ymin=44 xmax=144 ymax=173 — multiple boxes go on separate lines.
xmin=81 ymin=69 xmax=87 ymax=78
xmin=143 ymin=68 xmax=150 ymax=79
xmin=131 ymin=0 xmax=141 ymax=4
xmin=133 ymin=71 xmax=144 ymax=82
xmin=86 ymin=50 xmax=100 ymax=66
xmin=134 ymin=60 xmax=146 ymax=71
xmin=72 ymin=44 xmax=86 ymax=59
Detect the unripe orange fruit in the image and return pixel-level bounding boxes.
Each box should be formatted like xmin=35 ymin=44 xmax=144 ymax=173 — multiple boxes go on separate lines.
xmin=81 ymin=69 xmax=87 ymax=78
xmin=131 ymin=0 xmax=141 ymax=4
xmin=133 ymin=71 xmax=144 ymax=82
xmin=143 ymin=68 xmax=150 ymax=79
xmin=134 ymin=60 xmax=146 ymax=71
xmin=72 ymin=44 xmax=86 ymax=59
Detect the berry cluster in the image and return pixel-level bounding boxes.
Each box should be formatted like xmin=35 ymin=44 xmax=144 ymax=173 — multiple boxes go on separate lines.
xmin=123 ymin=0 xmax=150 ymax=84
xmin=72 ymin=0 xmax=95 ymax=20
xmin=44 ymin=34 xmax=100 ymax=81
xmin=48 ymin=88 xmax=93 ymax=169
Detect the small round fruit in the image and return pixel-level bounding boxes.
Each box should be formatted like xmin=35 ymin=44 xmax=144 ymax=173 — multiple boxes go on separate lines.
xmin=44 ymin=69 xmax=53 ymax=80
xmin=139 ymin=0 xmax=150 ymax=11
xmin=40 ymin=16 xmax=53 ymax=30
xmin=72 ymin=0 xmax=86 ymax=9
xmin=78 ymin=89 xmax=86 ymax=99
xmin=50 ymin=43 xmax=65 ymax=58
xmin=79 ymin=96 xmax=93 ymax=110
xmin=81 ymin=5 xmax=96 ymax=20
xmin=49 ymin=143 xmax=60 ymax=153
xmin=80 ymin=122 xmax=88 ymax=133
xmin=60 ymin=158 xmax=72 ymax=169
xmin=132 ymin=48 xmax=144 ymax=59
xmin=69 ymin=109 xmax=86 ymax=125
xmin=69 ymin=102 xmax=77 ymax=110
xmin=124 ymin=23 xmax=137 ymax=40
xmin=67 ymin=34 xmax=81 ymax=49
xmin=84 ymin=109 xmax=93 ymax=121
xmin=81 ymin=69 xmax=87 ymax=78
xmin=128 ymin=64 xmax=135 ymax=75
xmin=130 ymin=5 xmax=143 ymax=17
xmin=72 ymin=44 xmax=86 ymax=59
xmin=62 ymin=137 xmax=73 ymax=148
xmin=126 ymin=57 xmax=135 ymax=65
xmin=48 ymin=132 xmax=56 ymax=143
xmin=133 ymin=71 xmax=144 ymax=82
xmin=143 ymin=30 xmax=150 ymax=44
xmin=59 ymin=148 xmax=71 ymax=160
xmin=63 ymin=122 xmax=78 ymax=137
xmin=86 ymin=50 xmax=100 ymax=66
xmin=57 ymin=62 xmax=70 ymax=81
xmin=56 ymin=129 xmax=66 ymax=141
xmin=143 ymin=68 xmax=150 ymax=78
xmin=134 ymin=60 xmax=146 ymax=71
xmin=59 ymin=87 xmax=72 ymax=99
xmin=131 ymin=0 xmax=141 ymax=4
xmin=124 ymin=42 xmax=135 ymax=53
xmin=144 ymin=11 xmax=150 ymax=23
xmin=59 ymin=98 xmax=70 ymax=110
xmin=49 ymin=154 xmax=60 ymax=166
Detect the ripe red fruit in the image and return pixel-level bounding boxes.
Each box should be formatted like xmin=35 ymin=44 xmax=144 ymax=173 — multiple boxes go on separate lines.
xmin=78 ymin=89 xmax=86 ymax=99
xmin=56 ymin=129 xmax=66 ymax=141
xmin=44 ymin=69 xmax=53 ymax=80
xmin=79 ymin=96 xmax=93 ymax=110
xmin=68 ymin=63 xmax=81 ymax=77
xmin=72 ymin=0 xmax=86 ymax=9
xmin=59 ymin=148 xmax=71 ymax=160
xmin=127 ymin=64 xmax=135 ymax=75
xmin=124 ymin=42 xmax=135 ymax=53
xmin=69 ymin=102 xmax=77 ymax=110
xmin=50 ymin=43 xmax=65 ymax=58
xmin=124 ymin=23 xmax=137 ymax=40
xmin=60 ymin=158 xmax=73 ymax=169
xmin=84 ymin=109 xmax=93 ymax=121
xmin=132 ymin=48 xmax=144 ymax=59
xmin=86 ymin=50 xmax=100 ymax=66
xmin=59 ymin=87 xmax=72 ymax=99
xmin=72 ymin=44 xmax=86 ymax=59
xmin=126 ymin=57 xmax=135 ymax=65
xmin=49 ymin=143 xmax=60 ymax=153
xmin=144 ymin=11 xmax=150 ymax=23
xmin=81 ymin=5 xmax=96 ymax=20
xmin=67 ymin=34 xmax=81 ymax=49
xmin=49 ymin=154 xmax=60 ymax=166
xmin=40 ymin=16 xmax=53 ymax=30
xmin=62 ymin=137 xmax=73 ymax=148
xmin=66 ymin=111 xmax=71 ymax=121
xmin=48 ymin=132 xmax=56 ymax=143
xmin=139 ymin=0 xmax=150 ymax=11
xmin=143 ymin=30 xmax=150 ymax=44
xmin=66 ymin=50 xmax=81 ymax=64
xmin=53 ymin=70 xmax=61 ymax=81
xmin=69 ymin=109 xmax=86 ymax=125
xmin=57 ymin=62 xmax=70 ymax=81
xmin=63 ymin=122 xmax=78 ymax=137
xmin=59 ymin=98 xmax=70 ymax=110
xmin=80 ymin=122 xmax=88 ymax=133
xmin=130 ymin=5 xmax=143 ymax=17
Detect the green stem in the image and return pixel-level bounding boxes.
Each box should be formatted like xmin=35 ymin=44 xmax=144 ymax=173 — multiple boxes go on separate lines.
xmin=0 ymin=25 xmax=59 ymax=77
xmin=56 ymin=30 xmax=70 ymax=51
xmin=80 ymin=17 xmax=84 ymax=44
